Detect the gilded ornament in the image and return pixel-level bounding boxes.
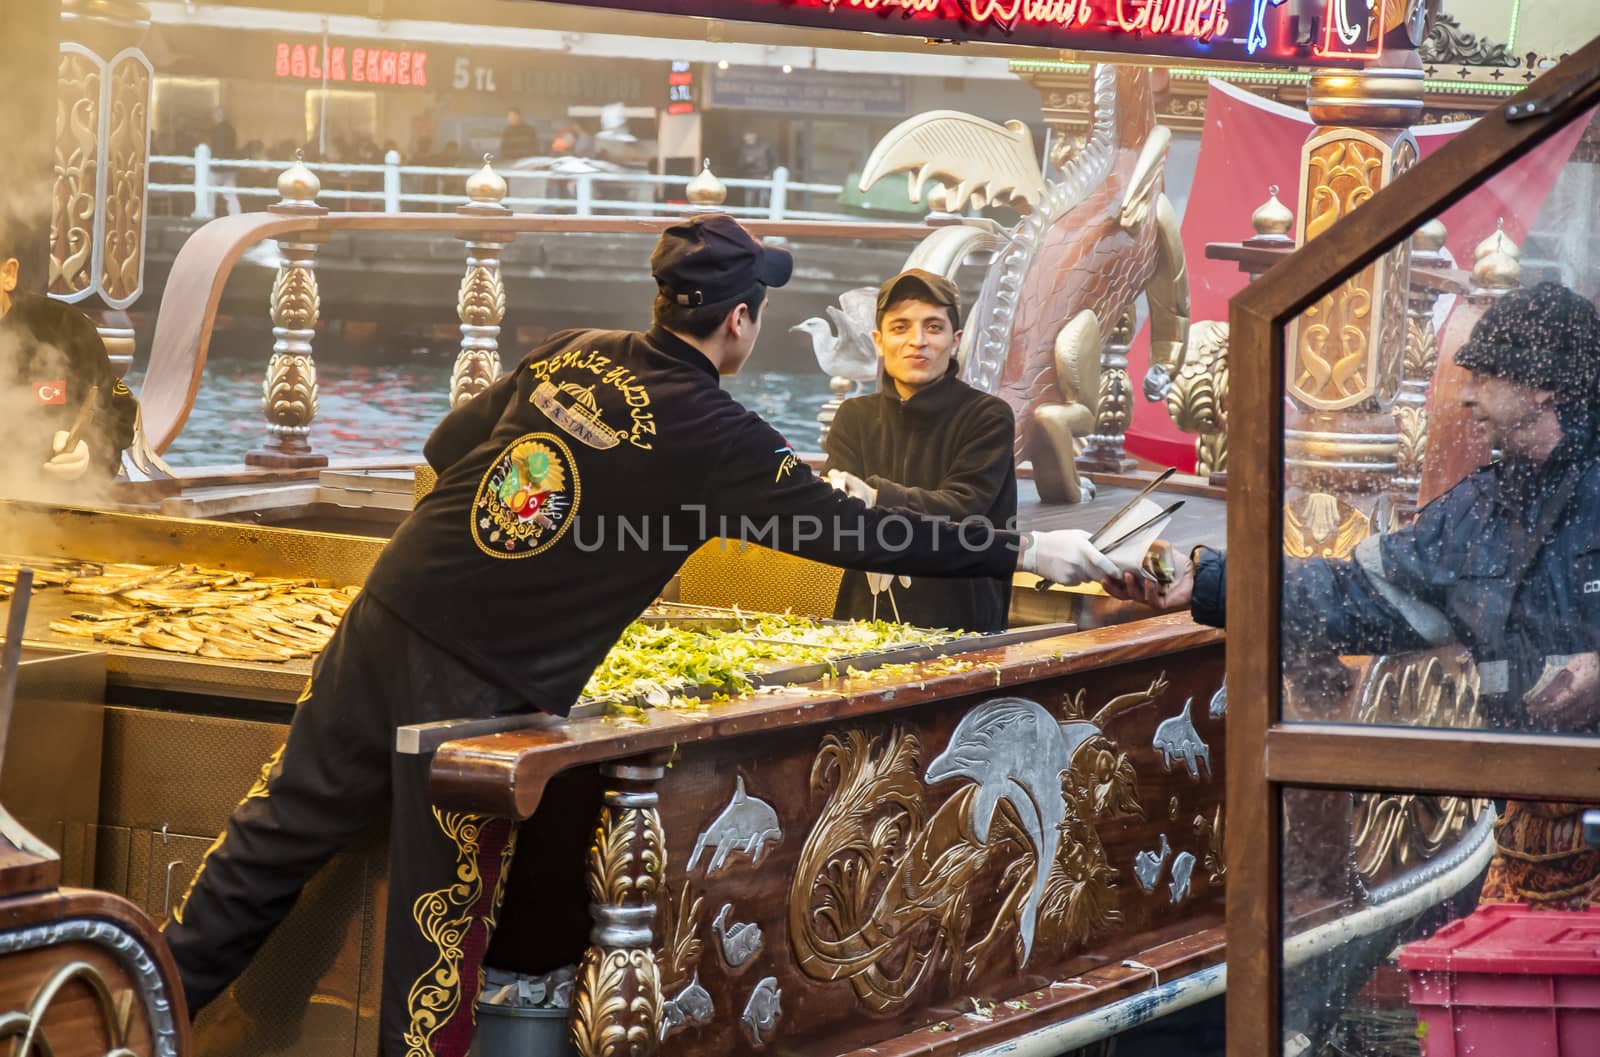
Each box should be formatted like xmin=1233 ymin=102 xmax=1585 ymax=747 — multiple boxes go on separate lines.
xmin=1283 ymin=492 xmax=1370 ymax=559
xmin=1194 ymin=806 xmax=1226 ymax=886
xmin=1472 ymin=221 xmax=1521 ymax=290
xmin=270 ymin=265 xmax=319 ymax=330
xmin=1166 ymin=320 xmax=1228 ymax=475
xmin=587 ymin=806 xmax=665 ymax=907
xmin=1395 ymin=405 xmax=1428 ymax=480
xmin=656 ymin=882 xmax=703 ymax=994
xmin=465 ymin=154 xmax=508 ymax=205
xmin=262 ymin=353 xmax=318 ymax=430
xmin=403 ymin=811 xmax=487 ymax=1057
xmin=685 ymin=160 xmax=727 ymax=208
xmin=1 ymin=959 xmax=139 ymax=1057
xmin=1420 ymin=12 xmax=1515 ymax=67
xmin=458 ymin=265 xmax=506 ymax=328
xmin=1403 ymin=315 xmax=1437 ymax=379
xmin=276 ymin=151 xmax=321 ymax=204
xmin=1251 ymin=185 xmax=1294 ymax=239
xmin=572 ymin=948 xmax=662 ymax=1057
xmin=450 ymin=353 xmax=501 ymax=408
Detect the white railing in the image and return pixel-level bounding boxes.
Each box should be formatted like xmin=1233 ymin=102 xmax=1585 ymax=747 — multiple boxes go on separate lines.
xmin=148 ymin=145 xmax=855 ymax=222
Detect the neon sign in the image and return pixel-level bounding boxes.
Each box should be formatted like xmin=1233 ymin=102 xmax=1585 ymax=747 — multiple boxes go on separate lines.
xmin=273 ymin=41 xmax=430 ymax=86
xmin=533 ymin=0 xmax=1389 ymax=67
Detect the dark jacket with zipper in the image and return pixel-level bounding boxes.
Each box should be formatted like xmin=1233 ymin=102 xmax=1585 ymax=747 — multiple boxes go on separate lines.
xmin=363 ymin=326 xmax=1022 ymax=716
xmin=823 ymin=362 xmax=1016 ymax=632
xmin=1191 ymin=402 xmax=1600 ymax=725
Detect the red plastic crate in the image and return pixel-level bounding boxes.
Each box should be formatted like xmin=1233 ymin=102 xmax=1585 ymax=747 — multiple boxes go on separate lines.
xmin=1397 ymin=903 xmax=1600 ymax=1056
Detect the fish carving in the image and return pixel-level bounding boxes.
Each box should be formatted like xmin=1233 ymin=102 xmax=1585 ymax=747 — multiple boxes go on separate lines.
xmin=1169 ymin=851 xmax=1197 ymax=903
xmin=924 ymin=697 xmax=1071 ymax=963
xmin=713 ymin=903 xmax=764 ymax=968
xmin=858 ymin=110 xmax=1045 ymax=214
xmin=1153 ymin=698 xmax=1212 ymax=780
xmin=660 ymin=971 xmax=713 ymax=1040
xmin=687 ymin=775 xmax=783 ymax=874
xmin=1209 ymin=681 xmax=1227 ymax=719
xmin=741 ymin=976 xmax=783 ymax=1049
xmin=1134 ymin=834 xmax=1171 ymax=893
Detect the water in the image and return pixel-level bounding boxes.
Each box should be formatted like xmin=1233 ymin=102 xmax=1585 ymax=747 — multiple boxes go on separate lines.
xmin=127 ymin=357 xmax=838 ymax=466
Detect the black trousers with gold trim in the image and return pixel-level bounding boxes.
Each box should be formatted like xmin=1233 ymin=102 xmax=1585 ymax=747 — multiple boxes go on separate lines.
xmin=162 ymin=592 xmax=523 ymax=1057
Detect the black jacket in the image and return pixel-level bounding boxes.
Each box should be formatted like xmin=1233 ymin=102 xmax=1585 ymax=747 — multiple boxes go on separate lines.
xmin=1192 ymin=408 xmax=1600 ymax=723
xmin=823 ymin=364 xmax=1016 ymax=631
xmin=0 ymin=292 xmax=137 ymax=478
xmin=363 ymin=327 xmax=1022 ymax=716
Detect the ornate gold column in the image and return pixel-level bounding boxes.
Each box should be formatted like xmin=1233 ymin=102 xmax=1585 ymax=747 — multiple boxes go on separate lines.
xmin=573 ymin=758 xmax=665 ymax=1057
xmin=451 ymin=157 xmax=513 ymax=408
xmin=1283 ymin=35 xmax=1424 ymax=557
xmin=246 ymin=155 xmax=330 ymax=469
xmin=54 ymin=0 xmax=153 ymax=374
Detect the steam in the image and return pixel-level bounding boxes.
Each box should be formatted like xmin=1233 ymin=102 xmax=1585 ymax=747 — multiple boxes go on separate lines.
xmin=0 ymin=324 xmax=119 ymax=513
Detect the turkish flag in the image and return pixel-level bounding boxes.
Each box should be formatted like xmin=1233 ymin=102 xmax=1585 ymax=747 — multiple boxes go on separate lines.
xmin=33 ymin=380 xmax=66 ymax=405
xmin=1123 ymin=80 xmax=1592 ymax=471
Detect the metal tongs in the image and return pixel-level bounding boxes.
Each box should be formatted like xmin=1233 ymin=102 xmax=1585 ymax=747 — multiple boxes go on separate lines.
xmin=1034 ymin=468 xmax=1179 ymax=593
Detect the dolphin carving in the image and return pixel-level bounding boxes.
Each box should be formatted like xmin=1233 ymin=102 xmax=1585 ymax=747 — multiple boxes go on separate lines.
xmin=687 ymin=776 xmax=783 ymax=874
xmin=924 ymin=697 xmax=1071 ymax=963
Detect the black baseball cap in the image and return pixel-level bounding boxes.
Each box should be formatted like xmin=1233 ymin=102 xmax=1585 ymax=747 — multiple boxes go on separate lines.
xmin=651 ymin=214 xmax=793 ymax=309
xmin=875 ymin=268 xmax=961 ymax=327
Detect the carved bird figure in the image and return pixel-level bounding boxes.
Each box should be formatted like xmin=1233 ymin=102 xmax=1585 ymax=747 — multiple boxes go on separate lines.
xmin=858 ymin=66 xmax=1190 ymax=503
xmin=794 ymin=286 xmax=880 ymax=385
xmin=713 ymin=903 xmax=764 ymax=968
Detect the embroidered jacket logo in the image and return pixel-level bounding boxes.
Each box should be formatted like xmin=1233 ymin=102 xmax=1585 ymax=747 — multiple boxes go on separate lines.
xmin=471 ymin=432 xmax=580 ymax=558
xmin=1583 ymin=579 xmax=1600 ymax=595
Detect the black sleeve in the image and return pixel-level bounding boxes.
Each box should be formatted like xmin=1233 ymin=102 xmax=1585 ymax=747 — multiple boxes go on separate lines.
xmin=868 ymin=401 xmax=1015 ymax=519
xmin=1190 ymin=547 xmax=1226 ymax=628
xmin=104 ymin=378 xmax=138 ymax=456
xmin=820 ymin=398 xmax=866 ymax=477
xmin=423 ymin=370 xmax=518 ymax=473
xmin=704 ymin=406 xmax=1019 ymax=580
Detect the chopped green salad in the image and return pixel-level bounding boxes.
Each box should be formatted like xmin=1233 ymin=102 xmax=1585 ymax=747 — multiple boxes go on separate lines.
xmin=583 ymin=612 xmax=961 ymax=713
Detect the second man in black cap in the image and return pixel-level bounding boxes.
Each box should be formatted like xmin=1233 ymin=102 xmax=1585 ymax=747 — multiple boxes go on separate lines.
xmin=824 ymin=268 xmax=1017 ymax=631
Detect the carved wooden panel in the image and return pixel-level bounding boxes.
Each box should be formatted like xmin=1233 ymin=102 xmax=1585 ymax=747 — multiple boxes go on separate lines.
xmin=101 ymin=49 xmax=152 ymax=308
xmin=646 ymin=646 xmax=1226 ymax=1055
xmin=52 ymin=46 xmax=103 ymax=300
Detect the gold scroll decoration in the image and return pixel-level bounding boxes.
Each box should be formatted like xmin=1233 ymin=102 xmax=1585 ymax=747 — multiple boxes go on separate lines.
xmin=52 ymin=47 xmax=103 ymax=299
xmin=100 ymin=49 xmax=152 ymax=306
xmin=1292 ymin=129 xmax=1415 ymax=411
xmin=574 ymin=780 xmax=665 ymax=1057
xmin=1283 ymin=492 xmax=1370 ymax=560
xmin=1166 ymin=320 xmax=1229 ymax=475
xmin=0 ymin=960 xmax=140 ymax=1057
xmin=789 ymin=679 xmax=1165 ymax=1014
xmin=1351 ymin=651 xmax=1490 ymax=886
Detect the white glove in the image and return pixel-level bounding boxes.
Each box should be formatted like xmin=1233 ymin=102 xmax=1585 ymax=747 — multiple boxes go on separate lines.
xmin=866 ymin=572 xmax=912 ymax=595
xmin=1021 ymin=529 xmax=1119 ymax=586
xmin=825 ymin=468 xmax=877 ymax=508
xmin=43 ymin=430 xmax=91 ymax=482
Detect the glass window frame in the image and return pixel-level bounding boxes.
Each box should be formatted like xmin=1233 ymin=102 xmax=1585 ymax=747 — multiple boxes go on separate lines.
xmin=1224 ymin=38 xmax=1600 ymax=1057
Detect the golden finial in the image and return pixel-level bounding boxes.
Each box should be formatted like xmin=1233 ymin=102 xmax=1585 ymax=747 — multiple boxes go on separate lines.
xmin=686 ymin=158 xmax=728 ymax=208
xmin=276 ymin=149 xmax=321 ymax=204
xmin=1472 ymin=219 xmax=1521 ymax=290
xmin=1251 ymin=185 xmax=1294 ymax=239
xmin=1411 ymin=217 xmax=1447 ymax=253
xmin=466 ymin=153 xmax=508 ymax=205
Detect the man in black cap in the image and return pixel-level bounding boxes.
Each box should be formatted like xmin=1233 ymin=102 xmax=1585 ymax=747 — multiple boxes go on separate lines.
xmin=824 ymin=268 xmax=1017 ymax=631
xmin=0 ymin=251 xmax=139 ymax=489
xmin=164 ymin=213 xmax=1122 ymax=1057
xmin=1106 ymin=280 xmax=1600 ymax=904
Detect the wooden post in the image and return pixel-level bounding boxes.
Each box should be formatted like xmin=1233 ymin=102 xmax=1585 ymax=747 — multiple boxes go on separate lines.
xmin=451 ymin=156 xmax=512 ymax=408
xmin=572 ymin=758 xmax=665 ymax=1057
xmin=246 ymin=153 xmax=330 ymax=469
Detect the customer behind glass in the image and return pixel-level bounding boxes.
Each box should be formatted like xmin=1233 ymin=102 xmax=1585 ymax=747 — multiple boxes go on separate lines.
xmin=1106 ymin=281 xmax=1600 ymax=904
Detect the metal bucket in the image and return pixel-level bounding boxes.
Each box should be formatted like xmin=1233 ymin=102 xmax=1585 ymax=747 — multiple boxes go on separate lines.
xmin=471 ymin=1002 xmax=575 ymax=1057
